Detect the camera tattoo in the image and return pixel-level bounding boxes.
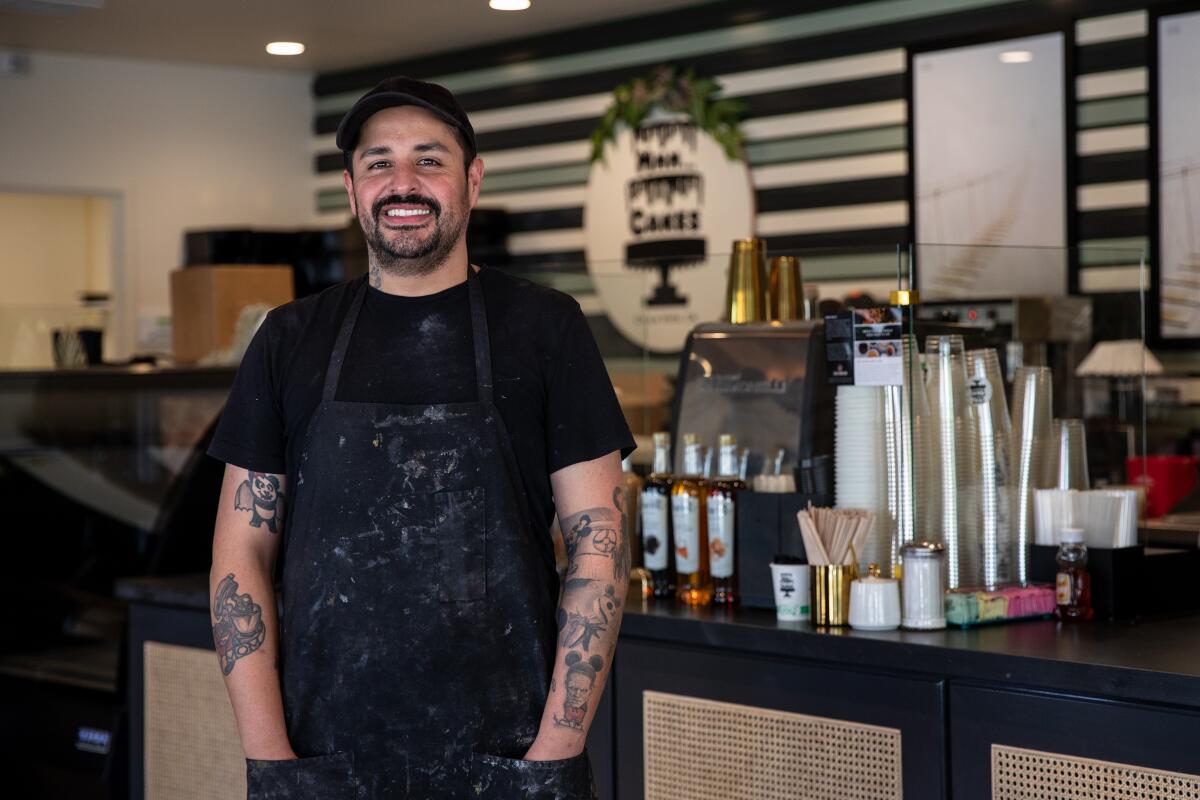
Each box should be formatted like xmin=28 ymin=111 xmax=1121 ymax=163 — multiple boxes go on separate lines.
xmin=553 ymin=652 xmax=605 ymax=731
xmin=233 ymin=471 xmax=284 ymax=533
xmin=212 ymin=573 xmax=266 ymax=676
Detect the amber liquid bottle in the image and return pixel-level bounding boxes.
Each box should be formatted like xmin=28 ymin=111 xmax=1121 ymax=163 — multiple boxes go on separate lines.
xmin=673 ymin=434 xmax=713 ymax=606
xmin=640 ymin=432 xmax=675 ymax=599
xmin=1055 ymin=527 xmax=1094 ymax=622
xmin=708 ymin=434 xmax=745 ymax=605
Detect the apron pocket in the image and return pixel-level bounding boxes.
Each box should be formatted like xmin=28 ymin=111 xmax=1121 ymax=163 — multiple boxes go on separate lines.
xmin=434 ymin=487 xmax=486 ymax=602
xmin=246 ymin=751 xmax=355 ymax=800
xmin=470 ymin=752 xmax=595 ymax=800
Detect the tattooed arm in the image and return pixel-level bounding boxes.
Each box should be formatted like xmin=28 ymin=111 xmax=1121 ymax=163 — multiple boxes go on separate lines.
xmin=526 ymin=450 xmax=628 ymax=760
xmin=210 ymin=463 xmax=295 ymax=760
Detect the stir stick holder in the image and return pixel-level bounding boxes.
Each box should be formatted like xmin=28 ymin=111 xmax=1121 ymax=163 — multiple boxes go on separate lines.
xmin=812 ymin=564 xmax=857 ymax=625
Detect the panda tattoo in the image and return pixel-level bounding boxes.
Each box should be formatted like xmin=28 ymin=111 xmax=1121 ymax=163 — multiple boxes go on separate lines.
xmin=234 ymin=471 xmax=284 ymax=534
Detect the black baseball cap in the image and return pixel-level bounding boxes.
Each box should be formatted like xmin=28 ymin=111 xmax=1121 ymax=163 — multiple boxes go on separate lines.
xmin=335 ymin=76 xmax=477 ymax=162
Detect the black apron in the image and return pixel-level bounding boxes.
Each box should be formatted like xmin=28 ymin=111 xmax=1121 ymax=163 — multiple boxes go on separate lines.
xmin=246 ymin=270 xmax=596 ymax=799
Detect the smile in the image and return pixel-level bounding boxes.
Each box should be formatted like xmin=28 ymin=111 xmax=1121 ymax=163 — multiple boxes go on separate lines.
xmin=384 ymin=208 xmax=431 ymax=218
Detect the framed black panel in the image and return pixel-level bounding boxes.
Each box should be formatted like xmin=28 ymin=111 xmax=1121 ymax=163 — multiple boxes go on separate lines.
xmin=614 ymin=639 xmax=947 ymax=800
xmin=127 ymin=603 xmax=213 ymax=800
xmin=950 ymin=683 xmax=1200 ymax=797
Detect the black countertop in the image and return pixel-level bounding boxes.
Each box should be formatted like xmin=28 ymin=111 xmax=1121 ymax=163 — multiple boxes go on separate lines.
xmin=117 ymin=575 xmax=1200 ymax=710
xmin=620 ymin=598 xmax=1200 ymax=709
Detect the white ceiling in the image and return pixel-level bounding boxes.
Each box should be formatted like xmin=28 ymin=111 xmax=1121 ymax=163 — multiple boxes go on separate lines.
xmin=0 ymin=0 xmax=710 ymax=73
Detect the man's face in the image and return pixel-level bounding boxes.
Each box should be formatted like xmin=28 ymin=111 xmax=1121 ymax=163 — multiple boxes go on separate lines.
xmin=343 ymin=105 xmax=484 ymax=277
xmin=565 ymin=672 xmax=592 ymax=708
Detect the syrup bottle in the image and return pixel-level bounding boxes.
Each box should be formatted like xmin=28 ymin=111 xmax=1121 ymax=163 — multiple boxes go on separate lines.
xmin=1055 ymin=527 xmax=1094 ymax=622
xmin=673 ymin=433 xmax=712 ymax=606
xmin=707 ymin=434 xmax=745 ymax=605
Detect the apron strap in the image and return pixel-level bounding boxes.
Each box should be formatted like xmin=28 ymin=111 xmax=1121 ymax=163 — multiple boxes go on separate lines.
xmin=467 ymin=267 xmax=495 ymax=405
xmin=321 ymin=279 xmax=368 ymax=405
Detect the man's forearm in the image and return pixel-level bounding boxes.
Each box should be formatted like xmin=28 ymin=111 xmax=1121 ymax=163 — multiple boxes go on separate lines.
xmin=210 ymin=560 xmax=293 ymax=760
xmin=210 ymin=465 xmax=293 ymax=761
xmin=527 ymin=485 xmax=630 ymax=759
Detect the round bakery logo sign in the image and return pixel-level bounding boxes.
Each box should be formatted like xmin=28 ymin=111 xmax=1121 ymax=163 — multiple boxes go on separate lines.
xmin=584 ymin=116 xmax=755 ymax=353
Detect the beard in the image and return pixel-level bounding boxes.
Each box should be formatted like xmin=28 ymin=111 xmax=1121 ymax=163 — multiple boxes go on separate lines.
xmin=359 ymin=190 xmax=469 ymax=279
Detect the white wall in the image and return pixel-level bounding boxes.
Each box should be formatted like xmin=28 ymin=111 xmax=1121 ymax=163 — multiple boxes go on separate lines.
xmin=0 ymin=51 xmax=315 ymax=357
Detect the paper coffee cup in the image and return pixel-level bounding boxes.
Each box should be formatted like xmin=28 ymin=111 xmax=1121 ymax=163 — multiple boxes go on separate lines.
xmin=770 ymin=562 xmax=811 ymax=621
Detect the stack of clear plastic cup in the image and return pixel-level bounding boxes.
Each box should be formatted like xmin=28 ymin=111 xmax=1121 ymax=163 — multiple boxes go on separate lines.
xmin=1053 ymin=418 xmax=1090 ymax=491
xmin=967 ymin=348 xmax=1013 ymax=588
xmin=835 ymin=385 xmax=890 ymax=569
xmin=883 ymin=334 xmax=932 ymax=577
xmin=925 ymin=335 xmax=980 ymax=589
xmin=1010 ymin=366 xmax=1055 ymax=584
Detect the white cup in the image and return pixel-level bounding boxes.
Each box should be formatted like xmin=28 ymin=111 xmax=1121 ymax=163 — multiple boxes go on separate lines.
xmin=770 ymin=562 xmax=811 ymax=621
xmin=849 ymin=576 xmax=901 ymax=631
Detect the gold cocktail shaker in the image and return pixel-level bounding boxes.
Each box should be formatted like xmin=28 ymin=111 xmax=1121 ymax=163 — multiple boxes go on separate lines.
xmin=768 ymin=256 xmax=802 ymax=321
xmin=725 ymin=239 xmax=767 ymax=323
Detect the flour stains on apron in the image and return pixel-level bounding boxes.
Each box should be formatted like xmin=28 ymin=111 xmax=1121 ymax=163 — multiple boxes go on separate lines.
xmin=247 ymin=271 xmax=595 ymax=799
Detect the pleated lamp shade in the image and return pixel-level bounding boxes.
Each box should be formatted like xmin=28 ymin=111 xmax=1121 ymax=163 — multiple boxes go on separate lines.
xmin=1075 ymin=339 xmax=1163 ymax=377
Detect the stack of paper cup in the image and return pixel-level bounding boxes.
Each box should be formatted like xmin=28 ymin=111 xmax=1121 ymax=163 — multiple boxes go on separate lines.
xmin=967 ymin=348 xmax=1013 ymax=588
xmin=1010 ymin=366 xmax=1055 ymax=584
xmin=834 ymin=385 xmax=890 ymax=569
xmin=925 ymin=335 xmax=980 ymax=590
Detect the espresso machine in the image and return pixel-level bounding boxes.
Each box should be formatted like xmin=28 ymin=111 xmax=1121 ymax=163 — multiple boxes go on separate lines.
xmin=670 ymin=320 xmax=834 ymax=484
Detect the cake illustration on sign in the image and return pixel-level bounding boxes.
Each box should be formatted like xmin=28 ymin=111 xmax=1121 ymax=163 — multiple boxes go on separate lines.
xmin=625 ymin=121 xmax=705 ymax=307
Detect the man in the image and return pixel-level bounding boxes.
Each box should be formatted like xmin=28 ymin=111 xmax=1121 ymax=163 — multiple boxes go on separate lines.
xmin=208 ymin=76 xmax=635 ymax=799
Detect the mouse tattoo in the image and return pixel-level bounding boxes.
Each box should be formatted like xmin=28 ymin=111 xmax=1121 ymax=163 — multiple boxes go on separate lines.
xmin=234 ymin=471 xmax=284 ymax=533
xmin=564 ymin=510 xmax=618 ymax=560
xmin=554 ymin=652 xmax=604 ymax=731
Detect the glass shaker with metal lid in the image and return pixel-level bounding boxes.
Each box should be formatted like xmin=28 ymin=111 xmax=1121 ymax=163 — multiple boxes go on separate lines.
xmin=901 ymin=541 xmax=946 ymax=629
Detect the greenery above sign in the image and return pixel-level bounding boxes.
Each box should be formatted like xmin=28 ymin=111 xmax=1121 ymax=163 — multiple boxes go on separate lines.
xmin=588 ymin=66 xmax=746 ymax=163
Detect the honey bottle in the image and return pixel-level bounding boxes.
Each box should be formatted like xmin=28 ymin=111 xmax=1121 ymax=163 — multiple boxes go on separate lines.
xmin=1055 ymin=527 xmax=1094 ymax=622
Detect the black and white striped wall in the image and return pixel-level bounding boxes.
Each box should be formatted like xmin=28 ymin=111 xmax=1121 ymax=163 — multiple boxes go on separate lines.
xmin=310 ymin=0 xmax=1164 ymax=352
xmin=1074 ymin=9 xmax=1151 ymax=294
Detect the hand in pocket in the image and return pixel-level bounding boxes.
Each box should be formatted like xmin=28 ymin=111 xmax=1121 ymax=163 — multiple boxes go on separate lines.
xmin=470 ymin=752 xmax=595 ymax=800
xmin=246 ymin=751 xmax=354 ymax=800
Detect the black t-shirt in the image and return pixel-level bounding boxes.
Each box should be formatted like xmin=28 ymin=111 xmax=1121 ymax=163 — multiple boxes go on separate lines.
xmin=208 ymin=268 xmax=635 ymax=533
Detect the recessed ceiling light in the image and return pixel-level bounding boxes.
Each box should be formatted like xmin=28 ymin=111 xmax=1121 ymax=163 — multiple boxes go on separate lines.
xmin=266 ymin=42 xmax=305 ymax=56
xmin=489 ymin=0 xmax=531 ymax=10
xmin=999 ymin=50 xmax=1033 ymax=64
